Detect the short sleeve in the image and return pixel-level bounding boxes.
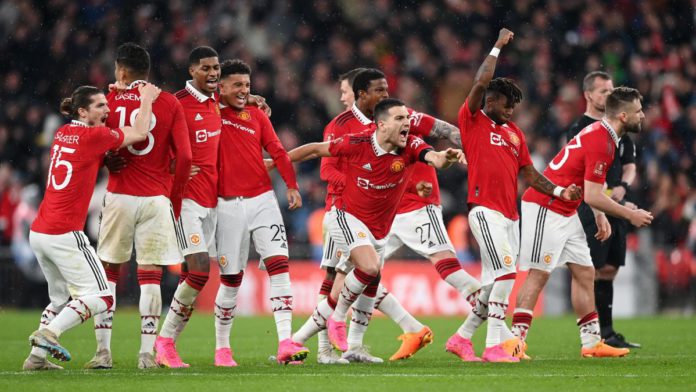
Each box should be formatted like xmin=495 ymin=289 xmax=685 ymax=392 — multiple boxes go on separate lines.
xmin=457 ymin=98 xmax=477 ymax=136
xmin=619 ymin=136 xmax=636 ymax=165
xmin=584 ymin=137 xmax=614 ymax=184
xmin=328 ymin=135 xmax=356 ymax=159
xmin=517 ymin=131 xmax=534 ymax=168
xmin=92 ymin=126 xmax=124 ymax=155
xmin=408 ymin=109 xmax=435 ymax=138
xmin=406 ymin=135 xmax=433 ymax=164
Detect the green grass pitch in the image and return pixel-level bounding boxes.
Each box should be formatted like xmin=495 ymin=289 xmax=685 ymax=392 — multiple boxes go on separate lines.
xmin=1 ymin=309 xmax=694 ymax=391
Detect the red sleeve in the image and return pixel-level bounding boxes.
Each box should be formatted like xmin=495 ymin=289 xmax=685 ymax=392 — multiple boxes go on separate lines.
xmin=320 ymin=122 xmax=346 ymax=189
xmin=93 ymin=127 xmax=124 ymax=155
xmin=407 ymin=109 xmax=436 ymax=138
xmin=259 ymin=112 xmax=298 ymax=190
xmin=457 ymin=98 xmax=476 ymax=137
xmin=170 ymin=101 xmax=193 ymax=218
xmin=406 ymin=136 xmax=433 ymax=164
xmin=517 ymin=131 xmax=534 ymax=169
xmin=584 ymin=136 xmax=614 ymax=184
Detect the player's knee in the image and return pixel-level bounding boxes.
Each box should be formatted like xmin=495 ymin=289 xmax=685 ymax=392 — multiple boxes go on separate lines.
xmin=220 ymin=272 xmax=244 ymax=287
xmin=325 ymin=267 xmax=337 ymax=280
xmin=361 ymin=262 xmax=380 ymax=277
xmin=264 ymin=256 xmax=290 ymax=276
xmin=186 ymin=253 xmax=210 ymax=273
xmin=596 ymin=265 xmax=618 ymax=280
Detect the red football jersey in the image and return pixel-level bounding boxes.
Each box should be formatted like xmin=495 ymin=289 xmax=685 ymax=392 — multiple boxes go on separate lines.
xmin=458 ymin=99 xmax=533 ymax=220
xmin=175 ymin=81 xmax=222 ymax=208
xmin=522 ymin=119 xmax=618 ymax=216
xmin=32 ymin=120 xmax=124 ymax=234
xmin=105 ymin=81 xmax=191 ymax=198
xmin=329 ymin=130 xmax=433 ymax=239
xmin=218 ymin=105 xmax=298 ymax=197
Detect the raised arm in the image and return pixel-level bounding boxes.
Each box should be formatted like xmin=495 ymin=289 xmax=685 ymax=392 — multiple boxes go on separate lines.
xmin=467 ymin=28 xmax=514 ymax=114
xmin=287 ymin=141 xmax=333 ymax=162
xmin=119 ymin=83 xmax=160 ymax=147
xmin=520 ymin=165 xmax=582 ymax=201
xmin=429 ymin=119 xmax=462 ymax=147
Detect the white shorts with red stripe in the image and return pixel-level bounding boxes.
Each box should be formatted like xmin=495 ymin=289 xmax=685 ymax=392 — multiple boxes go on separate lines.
xmin=384 ymin=204 xmax=455 ymax=259
xmin=97 ymin=192 xmax=183 ymax=265
xmin=468 ymin=205 xmax=519 ymax=285
xmin=215 ymin=191 xmax=289 ymax=275
xmin=177 ymin=198 xmax=217 ymax=257
xmin=324 ymin=208 xmax=387 ymax=273
xmin=519 ymin=201 xmax=593 ymax=273
xmin=30 ymin=230 xmax=111 ymax=305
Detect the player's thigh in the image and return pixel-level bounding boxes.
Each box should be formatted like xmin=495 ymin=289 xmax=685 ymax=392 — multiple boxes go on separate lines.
xmin=320 ymin=213 xmax=348 ymax=270
xmin=327 ymin=209 xmax=380 ymax=273
xmin=390 ymin=205 xmax=455 ymax=259
xmin=518 ymin=202 xmax=570 ymax=274
xmin=216 ymin=197 xmax=251 ymax=275
xmin=249 ymin=193 xmax=289 ymax=270
xmin=557 ymin=214 xmax=594 ymax=270
xmin=29 ymin=231 xmax=71 ymax=306
xmin=96 ymin=192 xmax=136 ymax=263
xmin=179 ymin=199 xmax=215 ymax=257
xmin=469 ymin=206 xmax=517 ymax=285
xmin=133 ymin=196 xmax=184 ymax=265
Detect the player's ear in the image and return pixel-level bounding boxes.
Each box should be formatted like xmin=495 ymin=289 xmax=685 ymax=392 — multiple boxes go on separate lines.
xmin=188 ymin=65 xmax=196 ymax=77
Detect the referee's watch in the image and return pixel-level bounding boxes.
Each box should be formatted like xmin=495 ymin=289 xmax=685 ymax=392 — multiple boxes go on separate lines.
xmin=618 ymin=181 xmax=631 ymax=192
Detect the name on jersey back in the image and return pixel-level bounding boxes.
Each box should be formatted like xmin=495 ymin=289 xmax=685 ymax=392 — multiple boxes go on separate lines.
xmin=113 ymin=93 xmax=141 ymax=101
xmin=54 ymin=132 xmax=80 ymax=145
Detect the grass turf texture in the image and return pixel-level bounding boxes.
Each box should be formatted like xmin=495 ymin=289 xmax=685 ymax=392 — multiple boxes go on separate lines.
xmin=0 ymin=310 xmax=694 ymax=391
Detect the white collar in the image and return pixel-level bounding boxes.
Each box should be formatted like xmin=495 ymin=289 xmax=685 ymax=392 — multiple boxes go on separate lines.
xmin=352 ymin=103 xmax=372 ymax=125
xmin=185 ymin=80 xmax=215 ymax=103
xmin=371 ymin=132 xmax=398 ymax=156
xmin=601 ymin=118 xmax=621 ymax=147
xmin=127 ymin=80 xmax=147 ymax=89
xmin=71 ymin=120 xmax=89 ymax=127
xmin=480 ymin=109 xmax=509 ymax=127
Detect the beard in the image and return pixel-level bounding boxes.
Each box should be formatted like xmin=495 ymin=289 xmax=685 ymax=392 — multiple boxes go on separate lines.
xmin=625 ymin=121 xmax=642 ymax=134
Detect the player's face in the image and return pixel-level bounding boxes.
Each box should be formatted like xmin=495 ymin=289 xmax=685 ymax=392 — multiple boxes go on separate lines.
xmin=78 ymin=93 xmax=110 ymax=126
xmin=339 ymin=79 xmax=355 ymax=110
xmin=587 ymin=78 xmax=614 ymax=113
xmin=488 ymin=95 xmax=515 ymax=124
xmin=362 ymin=79 xmax=389 ymax=111
xmin=219 ymin=73 xmax=251 ymax=110
xmin=621 ymin=99 xmax=645 ymax=134
xmin=380 ymin=105 xmax=411 ymax=148
xmin=189 ymin=57 xmax=221 ymax=95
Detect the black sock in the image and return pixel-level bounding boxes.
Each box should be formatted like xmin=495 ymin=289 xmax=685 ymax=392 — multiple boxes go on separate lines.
xmin=595 ymin=279 xmax=614 ymax=338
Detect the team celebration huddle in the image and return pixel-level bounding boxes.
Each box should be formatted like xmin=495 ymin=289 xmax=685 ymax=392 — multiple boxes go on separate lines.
xmin=23 ymin=28 xmax=654 ymax=371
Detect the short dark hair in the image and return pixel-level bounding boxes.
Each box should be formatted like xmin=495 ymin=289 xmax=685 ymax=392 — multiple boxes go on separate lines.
xmin=583 ymin=71 xmax=611 ymax=92
xmin=486 ymin=77 xmax=523 ymax=106
xmin=374 ymin=98 xmax=406 ymax=121
xmin=115 ymin=42 xmax=150 ymax=78
xmin=189 ymin=46 xmax=218 ymax=65
xmin=339 ymin=67 xmax=366 ymax=86
xmin=352 ymin=68 xmax=386 ymax=99
xmin=605 ymin=87 xmax=643 ymax=117
xmin=59 ymin=86 xmax=102 ymax=119
xmin=220 ymin=59 xmax=251 ymax=78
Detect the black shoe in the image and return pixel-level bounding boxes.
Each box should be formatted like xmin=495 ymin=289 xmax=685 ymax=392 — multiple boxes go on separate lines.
xmin=604 ymin=333 xmax=641 ymax=349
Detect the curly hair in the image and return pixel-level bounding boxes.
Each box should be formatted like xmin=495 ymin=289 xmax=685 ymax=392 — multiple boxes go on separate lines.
xmin=486 ymin=77 xmax=523 ymax=105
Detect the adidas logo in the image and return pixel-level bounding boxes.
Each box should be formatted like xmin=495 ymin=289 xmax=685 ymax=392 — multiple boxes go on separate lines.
xmin=362 ymin=163 xmax=372 ymax=171
xmin=428 ymin=241 xmax=436 ymax=248
xmin=280 ymin=243 xmax=287 ymax=249
xmin=194 ymin=113 xmax=203 ymax=121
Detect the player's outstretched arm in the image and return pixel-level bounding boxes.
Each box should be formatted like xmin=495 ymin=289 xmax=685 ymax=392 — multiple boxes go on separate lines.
xmin=466 ymin=28 xmax=514 ymax=114
xmin=119 ymin=83 xmax=161 ymax=148
xmin=520 ymin=165 xmax=582 ymax=201
xmin=424 ymin=148 xmax=465 ymax=169
xmin=429 ymin=118 xmax=462 ymax=148
xmin=287 ymin=141 xmax=332 ymax=162
xmin=584 ymin=180 xmax=653 ymax=227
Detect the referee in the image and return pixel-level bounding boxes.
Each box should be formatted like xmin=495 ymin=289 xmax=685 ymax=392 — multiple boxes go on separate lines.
xmin=565 ymin=71 xmax=640 ymax=349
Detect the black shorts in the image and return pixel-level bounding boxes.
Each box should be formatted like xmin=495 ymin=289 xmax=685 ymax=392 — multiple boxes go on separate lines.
xmin=582 ymin=215 xmax=627 ymax=269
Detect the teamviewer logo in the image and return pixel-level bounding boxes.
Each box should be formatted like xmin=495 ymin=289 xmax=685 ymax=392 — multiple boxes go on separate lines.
xmin=196 ymin=129 xmax=208 ymax=143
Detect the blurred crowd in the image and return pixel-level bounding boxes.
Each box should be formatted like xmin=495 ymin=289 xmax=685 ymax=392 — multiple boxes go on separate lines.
xmin=1 ymin=0 xmax=695 ymax=309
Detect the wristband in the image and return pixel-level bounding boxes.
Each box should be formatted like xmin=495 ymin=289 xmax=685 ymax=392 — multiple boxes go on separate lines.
xmin=553 ymin=186 xmax=564 ymax=198
xmin=619 ymin=181 xmax=630 ymax=191
xmin=489 ymin=47 xmax=501 ymax=58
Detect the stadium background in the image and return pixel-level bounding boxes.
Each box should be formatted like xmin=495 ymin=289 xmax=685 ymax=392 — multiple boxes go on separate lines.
xmin=0 ymin=0 xmax=694 ymax=316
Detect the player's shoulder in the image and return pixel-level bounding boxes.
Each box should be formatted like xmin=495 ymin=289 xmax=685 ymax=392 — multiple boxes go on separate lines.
xmin=406 ymin=134 xmax=427 ymax=149
xmin=333 ymin=110 xmax=357 ymax=127
xmin=174 ymin=88 xmax=191 ymax=102
xmin=345 ymin=129 xmax=373 ymax=143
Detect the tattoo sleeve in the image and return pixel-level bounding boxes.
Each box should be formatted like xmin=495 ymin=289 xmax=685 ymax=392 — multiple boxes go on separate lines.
xmin=523 ymin=165 xmax=556 ymax=196
xmin=429 ymin=119 xmax=461 ymax=147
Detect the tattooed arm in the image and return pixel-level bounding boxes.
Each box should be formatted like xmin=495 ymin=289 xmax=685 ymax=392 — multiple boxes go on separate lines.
xmin=466 ymin=28 xmax=514 ymax=115
xmin=429 ymin=119 xmax=462 ymax=147
xmin=520 ymin=165 xmax=582 ymax=201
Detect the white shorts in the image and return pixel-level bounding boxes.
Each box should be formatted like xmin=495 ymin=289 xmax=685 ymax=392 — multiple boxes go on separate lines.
xmin=325 ymin=208 xmax=387 ymax=273
xmin=320 ymin=212 xmax=348 ymax=269
xmin=30 ymin=230 xmax=111 ymax=306
xmin=384 ymin=205 xmax=455 ymax=259
xmin=215 ymin=191 xmax=288 ymax=275
xmin=178 ymin=198 xmax=217 ymax=257
xmin=97 ymin=192 xmax=183 ymax=265
xmin=518 ymin=201 xmax=593 ymax=273
xmin=468 ymin=206 xmax=519 ymax=285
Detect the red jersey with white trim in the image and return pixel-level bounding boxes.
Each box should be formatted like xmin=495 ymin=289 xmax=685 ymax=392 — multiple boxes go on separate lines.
xmin=458 ymin=99 xmax=533 ymax=220
xmin=32 ymin=121 xmax=125 ymax=234
xmin=329 ymin=130 xmax=433 ymax=239
xmin=397 ymin=110 xmax=440 ymax=214
xmin=522 ymin=120 xmax=617 ymax=216
xmin=105 ymin=82 xmax=191 ymax=198
xmin=175 ymin=81 xmax=222 ymax=208
xmin=218 ymin=105 xmax=298 ymax=197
